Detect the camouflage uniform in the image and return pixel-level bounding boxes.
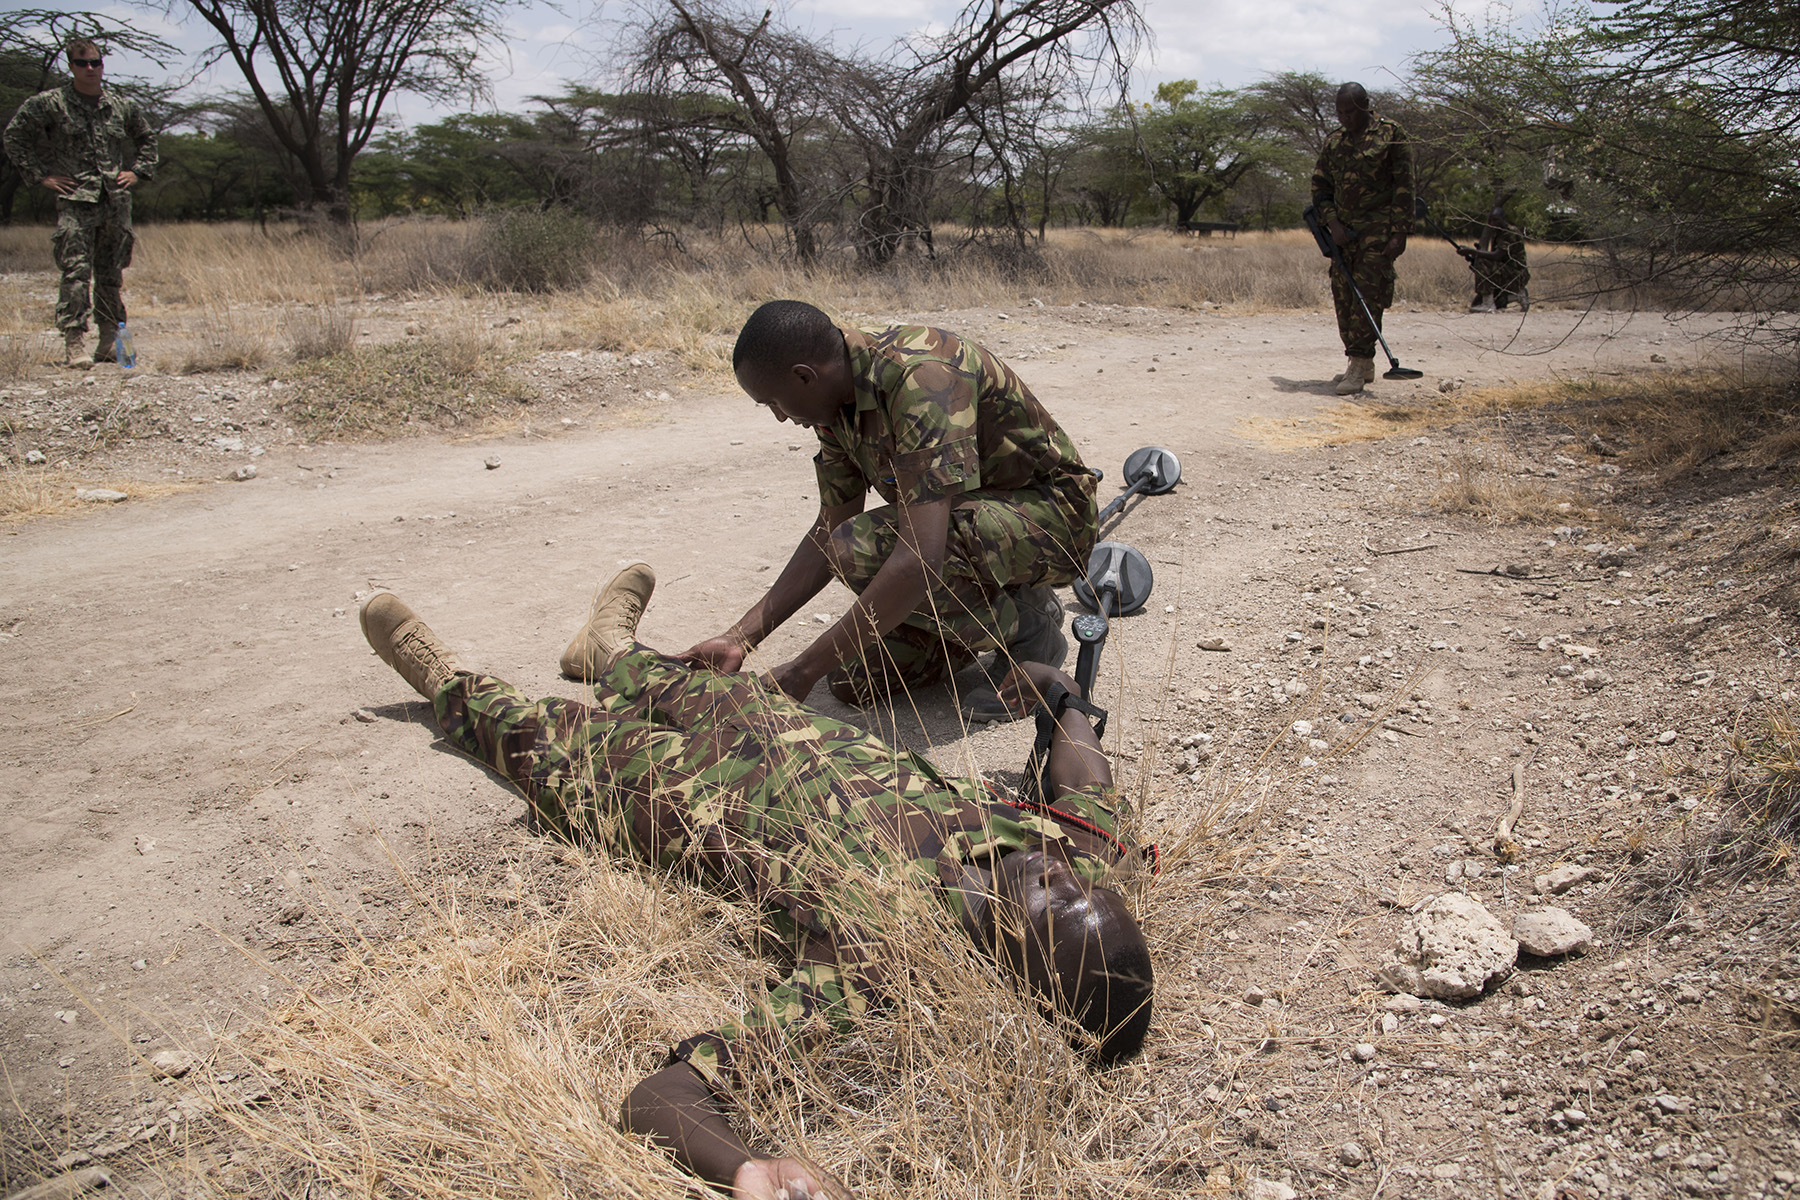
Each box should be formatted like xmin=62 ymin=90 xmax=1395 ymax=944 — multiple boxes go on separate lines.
xmin=3 ymin=84 xmax=157 ymax=338
xmin=1470 ymin=226 xmax=1530 ymax=307
xmin=817 ymin=325 xmax=1097 ymax=697
xmin=431 ymin=645 xmax=1131 ymax=1089
xmin=1310 ymin=116 xmax=1412 ymax=359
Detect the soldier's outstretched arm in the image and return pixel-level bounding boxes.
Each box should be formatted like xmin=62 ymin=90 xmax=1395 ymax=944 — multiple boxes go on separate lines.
xmin=998 ymin=661 xmax=1112 ymax=797
xmin=621 ymin=1063 xmax=853 ymax=1198
xmin=682 ymin=496 xmax=865 ymax=672
xmin=765 ymin=490 xmax=949 ymax=700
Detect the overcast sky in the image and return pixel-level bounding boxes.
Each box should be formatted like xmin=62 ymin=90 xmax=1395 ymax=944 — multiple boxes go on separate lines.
xmin=56 ymin=0 xmax=1490 ymax=124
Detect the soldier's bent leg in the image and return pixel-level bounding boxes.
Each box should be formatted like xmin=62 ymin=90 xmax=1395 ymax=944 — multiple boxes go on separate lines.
xmin=51 ymin=201 xmax=100 ymax=336
xmin=824 ymin=484 xmax=1092 ymax=700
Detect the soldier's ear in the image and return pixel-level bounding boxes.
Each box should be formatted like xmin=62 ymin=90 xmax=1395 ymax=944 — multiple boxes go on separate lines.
xmin=792 ymin=363 xmax=818 ymax=385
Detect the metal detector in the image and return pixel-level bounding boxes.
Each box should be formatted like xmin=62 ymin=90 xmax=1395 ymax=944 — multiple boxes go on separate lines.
xmin=1302 ymin=204 xmax=1426 ymax=381
xmin=1067 ymin=447 xmax=1181 ymax=701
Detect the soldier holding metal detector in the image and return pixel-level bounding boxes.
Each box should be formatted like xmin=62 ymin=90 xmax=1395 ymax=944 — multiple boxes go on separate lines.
xmin=658 ymin=300 xmax=1100 ymax=722
xmin=360 ymin=565 xmax=1153 ymax=1200
xmin=1307 ymin=82 xmax=1416 ymax=394
xmin=1460 ymin=203 xmax=1531 ymax=313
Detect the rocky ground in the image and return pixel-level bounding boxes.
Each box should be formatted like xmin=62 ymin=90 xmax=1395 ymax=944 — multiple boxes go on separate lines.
xmin=1 ymin=295 xmax=1796 ymax=1198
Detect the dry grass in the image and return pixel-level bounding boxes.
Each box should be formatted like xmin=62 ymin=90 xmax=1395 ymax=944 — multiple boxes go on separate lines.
xmin=0 ymin=469 xmax=203 ymax=522
xmin=102 ymin=737 xmax=1267 ymax=1199
xmin=271 ymin=320 xmax=530 ymax=436
xmin=1622 ymin=707 xmax=1800 ymax=934
xmin=286 ymin=305 xmax=359 ymax=361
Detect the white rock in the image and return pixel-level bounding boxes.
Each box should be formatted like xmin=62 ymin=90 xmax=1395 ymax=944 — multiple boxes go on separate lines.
xmin=147 ymin=1049 xmax=198 ymax=1079
xmin=231 ymin=464 xmax=257 ymax=481
xmin=1656 ymin=729 xmax=1679 ymax=745
xmin=26 ymin=449 xmax=47 ymax=464
xmin=1248 ymin=1182 xmax=1298 ymax=1200
xmin=1535 ymin=864 xmax=1598 ymax=894
xmin=1290 ymin=720 xmax=1314 ymax=738
xmin=1514 ymin=907 xmax=1593 ymax=956
xmin=1340 ymin=1141 xmax=1368 ymax=1166
xmin=483 ymin=456 xmax=501 ymax=470
xmin=1655 ymin=1094 xmax=1690 ymax=1114
xmin=1393 ymin=892 xmax=1517 ymax=1000
xmin=76 ymin=488 xmax=127 ymax=503
xmin=1379 ymin=1012 xmax=1399 ymax=1035
xmin=1351 ymin=1042 xmax=1377 ymax=1062
xmin=1382 ymin=993 xmax=1422 ymax=1013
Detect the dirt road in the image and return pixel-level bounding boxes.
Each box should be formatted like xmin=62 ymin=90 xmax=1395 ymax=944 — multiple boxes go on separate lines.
xmin=7 ymin=302 xmax=1792 ymax=1196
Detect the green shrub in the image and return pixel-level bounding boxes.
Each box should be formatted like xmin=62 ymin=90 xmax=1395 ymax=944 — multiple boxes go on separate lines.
xmin=468 ymin=208 xmax=598 ymax=293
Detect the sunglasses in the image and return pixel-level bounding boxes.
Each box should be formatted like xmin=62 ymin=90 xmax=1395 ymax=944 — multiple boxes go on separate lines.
xmin=70 ymin=57 xmax=103 ymax=68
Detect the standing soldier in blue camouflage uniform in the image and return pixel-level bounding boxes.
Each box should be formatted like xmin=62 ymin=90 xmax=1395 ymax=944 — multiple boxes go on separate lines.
xmin=1310 ymin=82 xmax=1411 ymax=396
xmin=3 ymin=38 xmax=157 ymax=369
xmin=658 ymin=300 xmax=1098 ymax=719
xmin=360 ymin=564 xmax=1154 ymax=1200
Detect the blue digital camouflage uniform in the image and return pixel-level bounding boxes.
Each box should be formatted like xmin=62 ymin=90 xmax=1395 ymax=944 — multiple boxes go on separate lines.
xmin=816 ymin=325 xmax=1097 ymax=699
xmin=1310 ymin=116 xmax=1413 ymax=359
xmin=3 ymin=84 xmax=158 ymax=338
xmin=431 ymin=644 xmax=1132 ymax=1090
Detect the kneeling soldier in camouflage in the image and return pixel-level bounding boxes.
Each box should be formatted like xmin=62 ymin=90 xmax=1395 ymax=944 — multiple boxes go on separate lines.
xmin=670 ymin=300 xmax=1099 ymax=720
xmin=361 ymin=563 xmax=1153 ymax=1200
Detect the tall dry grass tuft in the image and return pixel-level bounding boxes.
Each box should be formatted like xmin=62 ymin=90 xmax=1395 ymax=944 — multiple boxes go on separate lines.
xmin=1429 ymin=444 xmax=1582 ymax=523
xmin=285 ymin=305 xmax=358 ymax=361
xmin=1622 ymin=707 xmax=1800 ymax=933
xmin=273 ymin=318 xmax=527 ymax=435
xmin=175 ymin=304 xmax=275 ymax=374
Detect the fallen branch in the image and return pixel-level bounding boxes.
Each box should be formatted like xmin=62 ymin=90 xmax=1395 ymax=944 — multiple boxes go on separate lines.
xmin=1364 ymin=537 xmax=1440 ymax=556
xmin=1494 ymin=762 xmax=1527 ymax=862
xmin=1456 ymin=566 xmax=1561 ymax=580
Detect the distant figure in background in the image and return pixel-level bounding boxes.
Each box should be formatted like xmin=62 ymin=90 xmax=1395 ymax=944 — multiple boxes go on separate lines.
xmin=1459 ymin=204 xmax=1530 ymax=313
xmin=1310 ymin=81 xmax=1413 ymax=396
xmin=2 ymin=38 xmax=157 ymax=368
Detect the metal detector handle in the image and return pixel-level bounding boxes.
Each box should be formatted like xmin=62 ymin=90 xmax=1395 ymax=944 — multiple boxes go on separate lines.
xmin=1071 ymin=612 xmax=1108 ymax=700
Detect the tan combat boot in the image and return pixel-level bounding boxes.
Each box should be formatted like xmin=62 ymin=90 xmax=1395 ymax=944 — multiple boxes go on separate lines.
xmin=64 ymin=330 xmax=93 ymax=369
xmin=360 ymin=591 xmax=464 ymax=699
xmin=560 ymin=562 xmax=656 ymax=680
xmin=1335 ymin=356 xmax=1374 ymax=395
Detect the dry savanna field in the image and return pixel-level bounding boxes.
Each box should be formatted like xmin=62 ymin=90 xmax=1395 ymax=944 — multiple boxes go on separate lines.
xmin=1 ymin=219 xmax=1798 ymax=1200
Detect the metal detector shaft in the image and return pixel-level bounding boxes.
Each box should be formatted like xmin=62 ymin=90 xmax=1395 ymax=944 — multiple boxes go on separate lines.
xmin=1071 ymin=611 xmax=1108 ymax=700
xmin=1097 ymin=475 xmax=1151 ymax=526
xmin=1303 ymin=205 xmax=1424 ymax=380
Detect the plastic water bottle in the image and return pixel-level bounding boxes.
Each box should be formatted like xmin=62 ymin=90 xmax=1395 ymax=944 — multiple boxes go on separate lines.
xmin=115 ymin=321 xmax=135 ymax=369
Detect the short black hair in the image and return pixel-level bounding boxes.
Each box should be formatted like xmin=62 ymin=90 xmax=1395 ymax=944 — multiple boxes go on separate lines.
xmin=733 ymin=300 xmax=841 ymax=374
xmin=1337 ymin=81 xmax=1369 ymax=108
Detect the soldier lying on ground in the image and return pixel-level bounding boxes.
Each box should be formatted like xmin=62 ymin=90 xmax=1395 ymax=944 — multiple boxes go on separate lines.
xmin=659 ymin=300 xmax=1099 ymax=722
xmin=360 ymin=563 xmax=1154 ymax=1199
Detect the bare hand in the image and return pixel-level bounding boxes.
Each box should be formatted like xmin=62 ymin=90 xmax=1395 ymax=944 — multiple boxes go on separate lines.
xmin=681 ymin=635 xmax=749 ymax=673
xmin=1384 ymin=233 xmax=1408 ymax=259
xmin=1328 ymin=218 xmax=1350 ymax=247
xmin=40 ymin=175 xmax=76 ymax=196
xmin=116 ymin=170 xmax=138 ymax=189
xmin=764 ymin=658 xmax=821 ymax=701
xmin=732 ymin=1156 xmax=854 ymax=1200
xmin=1455 ymin=245 xmax=1473 ymax=258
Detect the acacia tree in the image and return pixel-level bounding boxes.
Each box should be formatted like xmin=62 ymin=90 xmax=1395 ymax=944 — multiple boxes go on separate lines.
xmin=1130 ymin=80 xmax=1278 ymax=227
xmin=832 ymin=0 xmax=1146 ymax=265
xmin=172 ymin=0 xmax=513 ymax=223
xmin=1414 ymin=0 xmax=1800 ymax=341
xmin=630 ymin=0 xmax=836 ymax=262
